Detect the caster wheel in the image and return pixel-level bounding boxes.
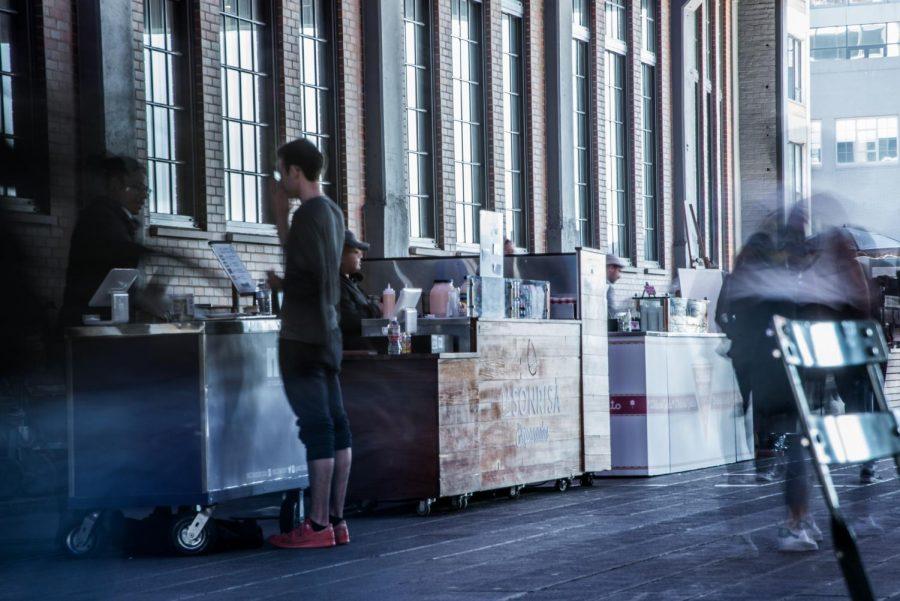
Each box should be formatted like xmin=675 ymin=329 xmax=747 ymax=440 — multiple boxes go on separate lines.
xmin=555 ymin=478 xmax=570 ymax=492
xmin=279 ymin=490 xmax=302 ymax=533
xmin=416 ymin=500 xmax=432 ymax=517
xmin=580 ymin=473 xmax=595 ymax=487
xmin=169 ymin=513 xmax=215 ymax=556
xmin=508 ymin=486 xmax=522 ymax=499
xmin=59 ymin=510 xmax=101 ymax=557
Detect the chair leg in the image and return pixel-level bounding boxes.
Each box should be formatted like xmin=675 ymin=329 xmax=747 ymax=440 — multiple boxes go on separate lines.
xmin=830 ymin=513 xmax=876 ymax=601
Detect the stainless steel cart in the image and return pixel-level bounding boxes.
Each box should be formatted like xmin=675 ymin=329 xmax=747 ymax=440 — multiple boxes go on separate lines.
xmin=63 ymin=318 xmax=308 ymax=555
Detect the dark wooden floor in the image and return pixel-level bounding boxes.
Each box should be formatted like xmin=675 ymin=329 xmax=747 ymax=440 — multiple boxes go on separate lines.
xmin=3 ymin=459 xmax=900 ymax=600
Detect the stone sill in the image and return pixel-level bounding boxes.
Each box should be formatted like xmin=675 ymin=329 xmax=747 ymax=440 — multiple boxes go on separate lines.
xmin=149 ymin=225 xmax=222 ymax=241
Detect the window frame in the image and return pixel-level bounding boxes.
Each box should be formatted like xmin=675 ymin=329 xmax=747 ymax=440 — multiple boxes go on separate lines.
xmin=143 ymin=0 xmax=198 ymax=223
xmin=810 ymin=120 xmax=822 ymax=167
xmin=220 ymin=0 xmax=278 ymax=226
xmin=605 ymin=0 xmax=630 ymax=259
xmin=641 ymin=63 xmax=659 ymax=263
xmin=1 ymin=0 xmax=46 ymax=214
xmin=787 ymin=35 xmax=802 ymax=103
xmin=404 ymin=0 xmax=437 ymax=245
xmin=297 ymin=0 xmax=339 ymax=203
xmin=450 ymin=0 xmax=486 ymax=247
xmin=501 ymin=9 xmax=528 ymax=250
xmin=572 ymin=9 xmax=594 ymax=249
xmin=835 ymin=116 xmax=899 ymax=166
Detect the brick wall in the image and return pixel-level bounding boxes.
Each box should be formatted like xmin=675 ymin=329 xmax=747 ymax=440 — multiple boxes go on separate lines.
xmin=7 ymin=0 xmax=740 ymax=327
xmin=8 ymin=0 xmax=79 ymax=325
xmin=525 ymin=0 xmax=547 ymax=252
xmin=737 ymin=0 xmax=779 ymax=240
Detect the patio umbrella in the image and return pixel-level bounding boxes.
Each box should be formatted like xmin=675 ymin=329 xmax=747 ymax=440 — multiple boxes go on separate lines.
xmin=840 ymin=226 xmax=900 ymax=252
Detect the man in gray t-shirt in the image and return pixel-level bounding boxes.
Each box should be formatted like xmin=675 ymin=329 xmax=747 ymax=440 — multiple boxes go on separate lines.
xmin=269 ymin=139 xmax=351 ymax=550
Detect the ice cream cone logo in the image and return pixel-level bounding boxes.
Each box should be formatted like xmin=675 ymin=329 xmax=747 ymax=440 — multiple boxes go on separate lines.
xmin=692 ymin=359 xmax=713 ymax=438
xmin=526 ymin=339 xmax=539 ymax=376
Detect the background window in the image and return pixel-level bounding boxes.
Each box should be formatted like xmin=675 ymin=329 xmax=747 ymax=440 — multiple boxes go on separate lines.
xmin=811 ymin=22 xmax=900 ymax=60
xmin=641 ymin=64 xmax=658 ymax=262
xmin=836 ymin=116 xmax=898 ymax=163
xmin=221 ymin=0 xmax=273 ymax=224
xmin=144 ymin=0 xmax=193 ymax=217
xmin=606 ymin=0 xmax=626 ymax=44
xmin=810 ymin=120 xmax=822 ymax=165
xmin=642 ymin=0 xmax=656 ymax=54
xmin=0 ymin=0 xmax=38 ymax=209
xmin=787 ymin=142 xmax=804 ymax=203
xmin=451 ymin=0 xmax=484 ymax=245
xmin=502 ymin=12 xmax=526 ymax=249
xmin=404 ymin=0 xmax=434 ymax=241
xmin=787 ymin=36 xmax=802 ymax=102
xmin=606 ymin=51 xmax=628 ymax=258
xmin=573 ymin=0 xmax=592 ymax=247
xmin=299 ymin=0 xmax=337 ymax=199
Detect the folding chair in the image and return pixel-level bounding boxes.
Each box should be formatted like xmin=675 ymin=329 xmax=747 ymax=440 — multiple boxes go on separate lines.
xmin=772 ymin=316 xmax=898 ymax=601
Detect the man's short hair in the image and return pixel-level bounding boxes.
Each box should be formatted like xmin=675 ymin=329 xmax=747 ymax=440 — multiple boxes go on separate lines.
xmin=277 ymin=138 xmax=326 ymax=182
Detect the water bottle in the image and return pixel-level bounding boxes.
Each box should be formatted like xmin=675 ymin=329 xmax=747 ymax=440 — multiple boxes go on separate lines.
xmin=256 ymin=279 xmax=272 ymax=315
xmin=387 ymin=318 xmax=402 ymax=355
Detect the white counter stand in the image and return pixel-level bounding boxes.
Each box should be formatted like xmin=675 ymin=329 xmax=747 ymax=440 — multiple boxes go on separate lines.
xmin=598 ymin=332 xmax=753 ymax=476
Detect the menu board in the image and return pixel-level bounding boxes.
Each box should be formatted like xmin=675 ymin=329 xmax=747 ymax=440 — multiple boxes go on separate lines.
xmin=209 ymin=242 xmax=257 ymax=295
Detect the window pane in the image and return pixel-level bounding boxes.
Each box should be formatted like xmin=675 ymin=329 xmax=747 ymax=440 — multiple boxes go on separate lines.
xmin=144 ymin=0 xmax=192 ymax=216
xmin=606 ymin=52 xmax=629 ymax=257
xmin=451 ymin=0 xmax=483 ymax=245
xmin=298 ymin=0 xmax=337 ymax=199
xmin=642 ymin=64 xmax=658 ymax=261
xmin=502 ymin=13 xmax=526 ymax=249
xmin=221 ymin=0 xmax=272 ymax=222
xmin=573 ymin=38 xmax=593 ymax=247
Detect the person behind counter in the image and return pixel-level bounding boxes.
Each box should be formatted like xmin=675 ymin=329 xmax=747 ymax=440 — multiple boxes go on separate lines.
xmin=59 ymin=156 xmax=151 ymax=327
xmin=268 ymin=138 xmax=352 ymax=550
xmin=606 ymin=254 xmax=626 ymax=319
xmin=339 ymin=230 xmax=381 ymax=350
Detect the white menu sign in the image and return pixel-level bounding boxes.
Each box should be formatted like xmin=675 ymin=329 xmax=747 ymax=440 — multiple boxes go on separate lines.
xmin=210 ymin=242 xmax=257 ymax=295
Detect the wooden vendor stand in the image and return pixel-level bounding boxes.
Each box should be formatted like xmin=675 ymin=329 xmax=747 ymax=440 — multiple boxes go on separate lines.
xmin=341 ymin=215 xmax=610 ymax=514
xmin=343 ymin=319 xmax=585 ymax=515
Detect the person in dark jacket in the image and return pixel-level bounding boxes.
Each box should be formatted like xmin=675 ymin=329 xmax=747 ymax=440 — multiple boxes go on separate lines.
xmin=338 ymin=230 xmax=381 ymax=350
xmin=59 ymin=156 xmax=151 ymax=327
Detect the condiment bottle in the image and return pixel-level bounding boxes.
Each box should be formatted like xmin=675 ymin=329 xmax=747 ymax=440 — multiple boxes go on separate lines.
xmin=387 ymin=318 xmax=402 ymax=355
xmin=382 ymin=283 xmax=396 ymax=319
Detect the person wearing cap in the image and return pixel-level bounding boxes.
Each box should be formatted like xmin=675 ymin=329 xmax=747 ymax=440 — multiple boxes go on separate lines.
xmin=606 ymin=255 xmax=626 ymax=319
xmin=339 ymin=230 xmax=381 ymax=350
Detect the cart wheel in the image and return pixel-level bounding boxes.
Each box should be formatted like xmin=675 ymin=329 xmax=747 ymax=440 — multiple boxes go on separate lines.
xmin=170 ymin=513 xmax=215 ymax=556
xmin=508 ymin=485 xmax=522 ymax=499
xmin=60 ymin=510 xmax=102 ymax=557
xmin=451 ymin=494 xmax=470 ymax=511
xmin=555 ymin=478 xmax=570 ymax=492
xmin=580 ymin=473 xmax=595 ymax=487
xmin=279 ymin=490 xmax=302 ymax=534
xmin=416 ymin=499 xmax=432 ymax=517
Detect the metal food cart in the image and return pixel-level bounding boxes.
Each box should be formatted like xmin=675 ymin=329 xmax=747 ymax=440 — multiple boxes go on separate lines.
xmin=63 ymin=317 xmax=308 ymax=555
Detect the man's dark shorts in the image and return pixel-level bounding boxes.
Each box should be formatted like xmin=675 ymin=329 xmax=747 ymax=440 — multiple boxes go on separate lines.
xmin=279 ymin=338 xmax=351 ymax=460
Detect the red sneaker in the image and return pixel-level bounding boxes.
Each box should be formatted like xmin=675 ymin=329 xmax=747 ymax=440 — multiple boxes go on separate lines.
xmin=334 ymin=520 xmax=350 ymax=545
xmin=268 ymin=519 xmax=335 ymax=549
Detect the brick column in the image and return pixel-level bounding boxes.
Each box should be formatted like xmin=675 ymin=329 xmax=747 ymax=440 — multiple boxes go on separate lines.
xmin=524 ymin=0 xmax=548 ymax=252
xmin=433 ymin=0 xmax=455 ymax=248
xmin=335 ymin=0 xmax=365 ymax=236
